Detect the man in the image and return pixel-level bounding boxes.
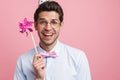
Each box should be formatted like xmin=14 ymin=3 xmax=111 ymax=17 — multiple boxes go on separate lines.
xmin=14 ymin=1 xmax=91 ymax=80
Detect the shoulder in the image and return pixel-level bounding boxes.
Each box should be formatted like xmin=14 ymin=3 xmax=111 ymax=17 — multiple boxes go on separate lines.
xmin=17 ymin=48 xmax=35 ymax=63
xmin=21 ymin=48 xmax=35 ymax=58
xmin=61 ymin=42 xmax=86 ymax=57
xmin=60 ymin=42 xmax=87 ymax=60
xmin=60 ymin=42 xmax=88 ymax=67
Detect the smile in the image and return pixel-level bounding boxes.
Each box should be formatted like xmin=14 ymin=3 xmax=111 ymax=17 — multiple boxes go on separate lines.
xmin=42 ymin=33 xmax=53 ymax=36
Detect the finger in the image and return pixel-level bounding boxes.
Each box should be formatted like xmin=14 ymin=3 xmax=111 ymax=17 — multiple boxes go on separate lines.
xmin=33 ymin=53 xmax=43 ymax=63
xmin=33 ymin=57 xmax=45 ymax=67
xmin=34 ymin=58 xmax=44 ymax=65
xmin=35 ymin=61 xmax=45 ymax=68
xmin=34 ymin=61 xmax=46 ymax=70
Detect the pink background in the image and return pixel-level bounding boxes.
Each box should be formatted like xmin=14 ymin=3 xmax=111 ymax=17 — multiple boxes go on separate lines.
xmin=0 ymin=0 xmax=120 ymax=80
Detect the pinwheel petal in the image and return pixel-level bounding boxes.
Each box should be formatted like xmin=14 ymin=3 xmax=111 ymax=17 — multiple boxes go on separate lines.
xmin=28 ymin=28 xmax=33 ymax=32
xmin=19 ymin=18 xmax=33 ymax=36
xmin=26 ymin=32 xmax=28 ymax=36
xmin=19 ymin=23 xmax=23 ymax=28
xmin=23 ymin=18 xmax=28 ymax=25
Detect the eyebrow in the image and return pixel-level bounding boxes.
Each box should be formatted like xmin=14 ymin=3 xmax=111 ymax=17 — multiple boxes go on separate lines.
xmin=38 ymin=18 xmax=59 ymax=22
xmin=38 ymin=18 xmax=45 ymax=21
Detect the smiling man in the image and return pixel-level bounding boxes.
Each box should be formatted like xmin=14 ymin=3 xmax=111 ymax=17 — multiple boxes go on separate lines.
xmin=14 ymin=1 xmax=91 ymax=80
xmin=36 ymin=11 xmax=62 ymax=51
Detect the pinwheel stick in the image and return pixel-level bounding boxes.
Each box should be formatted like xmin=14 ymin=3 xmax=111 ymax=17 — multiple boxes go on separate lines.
xmin=30 ymin=32 xmax=38 ymax=54
xmin=19 ymin=18 xmax=38 ymax=54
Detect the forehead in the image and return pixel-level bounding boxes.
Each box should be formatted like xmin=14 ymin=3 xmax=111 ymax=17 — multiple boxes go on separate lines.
xmin=38 ymin=11 xmax=59 ymax=20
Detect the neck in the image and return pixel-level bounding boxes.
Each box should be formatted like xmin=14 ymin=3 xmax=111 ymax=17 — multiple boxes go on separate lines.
xmin=39 ymin=41 xmax=57 ymax=52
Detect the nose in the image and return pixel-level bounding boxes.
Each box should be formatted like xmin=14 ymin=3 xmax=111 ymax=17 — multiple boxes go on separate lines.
xmin=44 ymin=23 xmax=52 ymax=30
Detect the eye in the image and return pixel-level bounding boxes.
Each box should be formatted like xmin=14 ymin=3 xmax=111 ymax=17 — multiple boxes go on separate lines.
xmin=39 ymin=21 xmax=47 ymax=25
xmin=51 ymin=21 xmax=58 ymax=25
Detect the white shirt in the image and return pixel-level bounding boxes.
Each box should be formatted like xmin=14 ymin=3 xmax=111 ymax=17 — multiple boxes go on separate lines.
xmin=14 ymin=40 xmax=91 ymax=80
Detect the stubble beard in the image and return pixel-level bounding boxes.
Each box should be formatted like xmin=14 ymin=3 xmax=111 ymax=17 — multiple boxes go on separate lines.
xmin=40 ymin=34 xmax=59 ymax=47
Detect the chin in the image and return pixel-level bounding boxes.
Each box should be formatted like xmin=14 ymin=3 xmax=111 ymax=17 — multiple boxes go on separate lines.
xmin=40 ymin=35 xmax=58 ymax=46
xmin=42 ymin=39 xmax=56 ymax=46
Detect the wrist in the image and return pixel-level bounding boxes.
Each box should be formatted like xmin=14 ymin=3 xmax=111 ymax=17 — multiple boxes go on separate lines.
xmin=36 ymin=75 xmax=44 ymax=80
xmin=35 ymin=78 xmax=44 ymax=80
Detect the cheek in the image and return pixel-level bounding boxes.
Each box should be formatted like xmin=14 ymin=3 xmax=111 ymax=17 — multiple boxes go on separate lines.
xmin=56 ymin=27 xmax=61 ymax=33
xmin=35 ymin=26 xmax=39 ymax=31
xmin=55 ymin=28 xmax=61 ymax=35
xmin=36 ymin=26 xmax=42 ymax=31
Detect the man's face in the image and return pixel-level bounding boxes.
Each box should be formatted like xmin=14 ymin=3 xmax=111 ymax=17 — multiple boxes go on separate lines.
xmin=35 ymin=11 xmax=63 ymax=47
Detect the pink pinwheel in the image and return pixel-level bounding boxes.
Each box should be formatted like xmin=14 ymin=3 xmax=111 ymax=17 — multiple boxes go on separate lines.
xmin=19 ymin=18 xmax=38 ymax=54
xmin=19 ymin=18 xmax=33 ymax=36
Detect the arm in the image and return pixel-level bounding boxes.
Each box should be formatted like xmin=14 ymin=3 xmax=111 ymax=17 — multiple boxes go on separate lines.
xmin=14 ymin=57 xmax=26 ymax=80
xmin=32 ymin=53 xmax=45 ymax=80
xmin=77 ymin=51 xmax=91 ymax=80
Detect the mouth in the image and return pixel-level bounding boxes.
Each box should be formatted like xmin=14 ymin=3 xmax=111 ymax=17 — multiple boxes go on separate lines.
xmin=42 ymin=32 xmax=54 ymax=40
xmin=43 ymin=33 xmax=53 ymax=36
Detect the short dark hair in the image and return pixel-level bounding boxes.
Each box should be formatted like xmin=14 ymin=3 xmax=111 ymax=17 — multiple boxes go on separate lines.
xmin=34 ymin=1 xmax=64 ymax=22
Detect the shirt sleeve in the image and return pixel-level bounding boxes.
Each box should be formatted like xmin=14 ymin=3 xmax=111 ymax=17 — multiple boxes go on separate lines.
xmin=14 ymin=56 xmax=26 ymax=80
xmin=77 ymin=51 xmax=91 ymax=80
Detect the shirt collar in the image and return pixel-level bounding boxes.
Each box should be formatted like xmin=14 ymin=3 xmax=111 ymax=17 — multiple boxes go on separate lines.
xmin=37 ymin=40 xmax=61 ymax=56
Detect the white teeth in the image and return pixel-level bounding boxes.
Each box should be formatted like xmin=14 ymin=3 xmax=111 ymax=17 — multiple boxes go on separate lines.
xmin=44 ymin=33 xmax=52 ymax=36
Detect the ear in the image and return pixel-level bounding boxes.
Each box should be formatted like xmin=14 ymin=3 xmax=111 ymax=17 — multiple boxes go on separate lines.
xmin=34 ymin=22 xmax=38 ymax=30
xmin=59 ymin=22 xmax=64 ymax=31
xmin=60 ymin=21 xmax=64 ymax=27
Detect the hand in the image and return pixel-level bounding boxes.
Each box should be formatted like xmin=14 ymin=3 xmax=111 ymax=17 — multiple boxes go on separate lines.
xmin=32 ymin=53 xmax=45 ymax=80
